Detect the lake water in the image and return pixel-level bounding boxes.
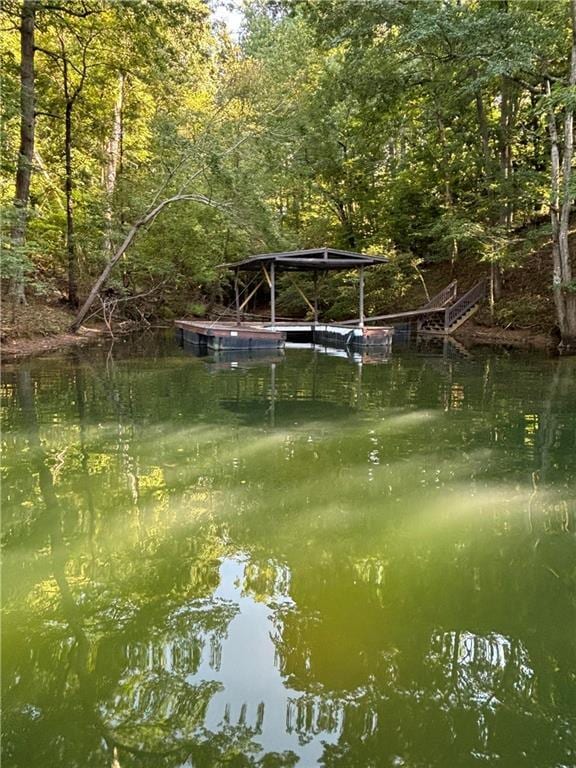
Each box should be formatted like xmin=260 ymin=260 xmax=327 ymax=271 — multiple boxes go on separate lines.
xmin=2 ymin=335 xmax=575 ymax=767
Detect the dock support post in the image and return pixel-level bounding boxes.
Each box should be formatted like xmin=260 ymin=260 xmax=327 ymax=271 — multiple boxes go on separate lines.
xmin=234 ymin=269 xmax=240 ymax=326
xmin=359 ymin=267 xmax=365 ymax=328
xmin=270 ymin=260 xmax=276 ymax=325
xmin=313 ymin=272 xmax=319 ymax=325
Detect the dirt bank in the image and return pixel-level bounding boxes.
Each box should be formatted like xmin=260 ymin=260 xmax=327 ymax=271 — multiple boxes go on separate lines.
xmin=454 ymin=321 xmax=556 ymax=352
xmin=1 ymin=328 xmax=108 ymax=362
xmin=0 ymin=298 xmax=142 ymax=361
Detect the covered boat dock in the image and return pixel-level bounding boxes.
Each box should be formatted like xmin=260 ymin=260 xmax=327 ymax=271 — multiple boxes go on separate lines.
xmin=175 ymin=248 xmax=394 ymax=351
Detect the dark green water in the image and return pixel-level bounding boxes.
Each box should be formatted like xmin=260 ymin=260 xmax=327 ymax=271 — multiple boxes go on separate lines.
xmin=2 ymin=335 xmax=576 ymax=768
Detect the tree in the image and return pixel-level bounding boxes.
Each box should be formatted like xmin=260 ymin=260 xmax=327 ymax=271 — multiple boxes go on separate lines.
xmin=71 ymin=191 xmax=226 ymax=330
xmin=547 ymin=0 xmax=576 ymax=351
xmin=9 ymin=0 xmax=36 ymax=306
xmin=38 ymin=19 xmax=96 ymax=306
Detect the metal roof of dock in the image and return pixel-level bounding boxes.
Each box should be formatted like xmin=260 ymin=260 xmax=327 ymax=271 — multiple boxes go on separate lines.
xmin=220 ymin=247 xmax=388 ymax=272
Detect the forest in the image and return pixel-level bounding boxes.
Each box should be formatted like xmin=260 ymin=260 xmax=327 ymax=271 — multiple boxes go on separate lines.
xmin=1 ymin=0 xmax=576 ymax=350
xmin=3 ymin=5 xmax=576 ymax=765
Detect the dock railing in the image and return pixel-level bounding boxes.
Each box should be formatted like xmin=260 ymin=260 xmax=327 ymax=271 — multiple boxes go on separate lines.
xmin=444 ymin=279 xmax=487 ymax=330
xmin=421 ymin=280 xmax=458 ymax=309
xmin=338 ymin=279 xmax=459 ymax=327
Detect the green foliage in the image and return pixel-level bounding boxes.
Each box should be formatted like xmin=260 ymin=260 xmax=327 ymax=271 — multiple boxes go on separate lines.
xmin=187 ymin=300 xmax=208 ymax=317
xmin=1 ymin=0 xmax=573 ymax=325
xmin=492 ymin=295 xmax=555 ymax=331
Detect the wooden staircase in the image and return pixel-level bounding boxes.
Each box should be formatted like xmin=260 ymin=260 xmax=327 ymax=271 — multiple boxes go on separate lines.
xmin=340 ymin=278 xmax=487 ymax=336
xmin=418 ymin=279 xmax=487 ymax=335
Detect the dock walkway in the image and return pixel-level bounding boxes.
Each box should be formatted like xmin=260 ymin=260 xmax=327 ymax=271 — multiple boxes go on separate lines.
xmin=340 ymin=279 xmax=487 ymax=335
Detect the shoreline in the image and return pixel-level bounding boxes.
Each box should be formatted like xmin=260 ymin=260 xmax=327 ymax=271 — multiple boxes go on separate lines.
xmin=453 ymin=322 xmax=556 ymax=352
xmin=1 ymin=321 xmax=556 ymax=363
xmin=1 ymin=328 xmax=108 ymax=362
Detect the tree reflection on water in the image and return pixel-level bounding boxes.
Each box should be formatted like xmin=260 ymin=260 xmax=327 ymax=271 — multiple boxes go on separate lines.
xmin=1 ymin=341 xmax=575 ymax=766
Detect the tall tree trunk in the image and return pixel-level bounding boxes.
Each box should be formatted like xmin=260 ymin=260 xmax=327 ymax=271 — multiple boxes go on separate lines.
xmin=10 ymin=0 xmax=36 ymax=306
xmin=103 ymin=72 xmax=124 ymax=260
xmin=65 ymin=95 xmax=78 ymax=307
xmin=56 ymin=31 xmax=90 ymax=308
xmin=476 ymin=91 xmax=491 ymax=177
xmin=436 ymin=111 xmax=458 ymax=272
xmin=547 ymin=0 xmax=576 ymax=351
xmin=499 ymin=77 xmax=515 ymax=233
xmin=475 ymin=89 xmax=502 ymax=315
xmin=476 ymin=85 xmax=503 ymax=314
xmin=491 ymin=1 xmax=514 ymax=304
xmin=548 ymin=78 xmax=566 ymax=335
xmin=559 ymin=4 xmax=576 ymax=309
xmin=493 ymin=74 xmax=517 ymax=305
xmin=333 ymin=198 xmax=356 ymax=249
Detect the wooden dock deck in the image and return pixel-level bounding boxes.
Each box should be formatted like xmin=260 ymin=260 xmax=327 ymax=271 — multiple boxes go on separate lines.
xmin=175 ymin=320 xmax=286 ymax=351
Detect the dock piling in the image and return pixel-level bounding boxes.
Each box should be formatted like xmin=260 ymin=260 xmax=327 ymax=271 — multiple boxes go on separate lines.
xmin=359 ymin=267 xmax=365 ymax=329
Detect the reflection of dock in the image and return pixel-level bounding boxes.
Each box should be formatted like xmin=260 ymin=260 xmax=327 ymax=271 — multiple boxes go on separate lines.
xmin=182 ymin=344 xmax=285 ymax=371
xmin=177 ymin=345 xmax=372 ymax=426
xmin=417 ymin=335 xmax=473 ymax=360
xmin=393 ymin=333 xmax=474 ymax=362
xmin=178 ymin=335 xmax=392 ymax=366
xmin=309 ymin=343 xmax=391 ymax=365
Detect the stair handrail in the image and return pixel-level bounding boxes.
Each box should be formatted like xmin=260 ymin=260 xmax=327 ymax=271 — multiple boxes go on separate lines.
xmin=338 ymin=306 xmax=445 ymax=326
xmin=338 ymin=280 xmax=458 ymax=326
xmin=421 ymin=280 xmax=458 ymax=309
xmin=445 ymin=279 xmax=487 ymax=328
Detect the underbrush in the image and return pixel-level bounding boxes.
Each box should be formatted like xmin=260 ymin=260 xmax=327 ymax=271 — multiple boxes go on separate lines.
xmin=482 ymin=295 xmax=555 ymax=332
xmin=1 ymin=297 xmax=74 ymax=341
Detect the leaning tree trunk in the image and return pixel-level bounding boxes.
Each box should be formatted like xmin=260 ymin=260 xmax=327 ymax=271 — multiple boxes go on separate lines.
xmin=71 ymin=193 xmax=220 ymax=331
xmin=10 ymin=0 xmax=36 ymax=306
xmin=71 ymin=131 xmax=253 ymax=332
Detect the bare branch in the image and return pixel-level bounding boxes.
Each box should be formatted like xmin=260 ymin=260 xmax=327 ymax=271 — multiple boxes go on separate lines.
xmin=35 ymin=110 xmax=62 ymax=119
xmin=40 ymin=3 xmax=102 ymax=18
xmin=34 ymin=44 xmax=61 ymax=61
xmin=71 ymin=194 xmax=227 ymax=331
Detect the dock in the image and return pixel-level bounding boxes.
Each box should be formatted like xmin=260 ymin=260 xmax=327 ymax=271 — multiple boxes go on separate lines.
xmin=175 ymin=319 xmax=394 ymax=351
xmin=175 ymin=249 xmax=486 ymax=354
xmin=339 ymin=279 xmax=488 ymax=335
xmin=176 ymin=248 xmax=395 ymax=353
xmin=175 ymin=320 xmax=285 ymax=351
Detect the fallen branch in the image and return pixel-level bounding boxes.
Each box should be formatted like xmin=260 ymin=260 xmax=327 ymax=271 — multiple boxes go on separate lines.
xmin=99 ymin=294 xmax=116 ymax=337
xmin=81 ymin=281 xmax=167 ymax=325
